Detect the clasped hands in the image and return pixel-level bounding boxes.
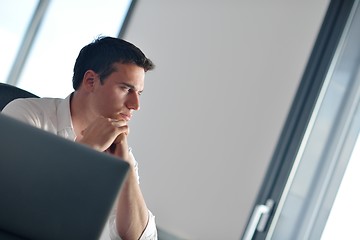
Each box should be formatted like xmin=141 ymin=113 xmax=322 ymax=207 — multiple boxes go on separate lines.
xmin=77 ymin=116 xmax=131 ymax=163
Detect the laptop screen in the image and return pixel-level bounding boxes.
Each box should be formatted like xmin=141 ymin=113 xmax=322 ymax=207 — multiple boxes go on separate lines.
xmin=0 ymin=114 xmax=129 ymax=240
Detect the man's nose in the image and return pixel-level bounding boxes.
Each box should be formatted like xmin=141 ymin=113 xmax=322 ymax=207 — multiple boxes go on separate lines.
xmin=126 ymin=92 xmax=140 ymax=111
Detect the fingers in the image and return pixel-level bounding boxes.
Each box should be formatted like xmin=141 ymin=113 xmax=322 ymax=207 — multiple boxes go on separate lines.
xmin=78 ymin=116 xmax=129 ymax=152
xmin=113 ymin=133 xmax=130 ymax=162
xmin=109 ymin=119 xmax=130 ymax=161
xmin=113 ymin=132 xmax=127 ymax=145
xmin=109 ymin=119 xmax=130 ymax=135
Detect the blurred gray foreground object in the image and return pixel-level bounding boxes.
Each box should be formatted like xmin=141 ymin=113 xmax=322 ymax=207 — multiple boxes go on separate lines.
xmin=0 ymin=114 xmax=129 ymax=240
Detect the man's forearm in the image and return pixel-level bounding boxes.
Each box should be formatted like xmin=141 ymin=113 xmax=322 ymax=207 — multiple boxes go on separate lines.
xmin=116 ymin=167 xmax=149 ymax=240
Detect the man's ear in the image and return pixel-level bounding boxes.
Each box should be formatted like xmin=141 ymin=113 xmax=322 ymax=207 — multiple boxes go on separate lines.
xmin=82 ymin=70 xmax=97 ymax=92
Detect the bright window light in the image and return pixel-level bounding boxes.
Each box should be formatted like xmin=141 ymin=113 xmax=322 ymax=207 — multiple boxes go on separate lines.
xmin=0 ymin=0 xmax=37 ymax=83
xmin=321 ymin=132 xmax=360 ymax=239
xmin=16 ymin=0 xmax=132 ymax=98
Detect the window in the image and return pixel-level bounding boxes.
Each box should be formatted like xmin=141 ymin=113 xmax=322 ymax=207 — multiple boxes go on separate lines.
xmin=242 ymin=1 xmax=360 ymax=239
xmin=322 ymin=133 xmax=360 ymax=239
xmin=1 ymin=0 xmax=132 ymax=98
xmin=268 ymin=2 xmax=360 ymax=238
xmin=0 ymin=0 xmax=38 ymax=83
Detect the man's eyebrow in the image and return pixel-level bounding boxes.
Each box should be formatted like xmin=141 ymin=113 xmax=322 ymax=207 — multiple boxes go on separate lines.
xmin=119 ymin=82 xmax=135 ymax=89
xmin=119 ymin=82 xmax=143 ymax=92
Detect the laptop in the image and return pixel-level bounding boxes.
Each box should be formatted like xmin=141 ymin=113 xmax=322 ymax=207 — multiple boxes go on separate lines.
xmin=0 ymin=114 xmax=130 ymax=240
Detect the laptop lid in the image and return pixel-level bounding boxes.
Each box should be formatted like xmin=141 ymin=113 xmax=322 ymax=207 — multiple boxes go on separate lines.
xmin=0 ymin=114 xmax=129 ymax=240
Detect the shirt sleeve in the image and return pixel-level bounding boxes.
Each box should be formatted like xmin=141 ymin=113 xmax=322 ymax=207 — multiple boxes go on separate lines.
xmin=108 ymin=149 xmax=158 ymax=240
xmin=108 ymin=209 xmax=157 ymax=240
xmin=2 ymin=98 xmax=40 ymax=126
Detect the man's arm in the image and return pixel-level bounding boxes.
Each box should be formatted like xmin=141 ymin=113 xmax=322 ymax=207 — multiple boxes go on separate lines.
xmin=112 ymin=134 xmax=150 ymax=240
xmin=79 ymin=118 xmax=156 ymax=239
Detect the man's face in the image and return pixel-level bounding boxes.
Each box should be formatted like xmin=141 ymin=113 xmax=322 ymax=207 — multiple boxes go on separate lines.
xmin=91 ymin=63 xmax=145 ymax=122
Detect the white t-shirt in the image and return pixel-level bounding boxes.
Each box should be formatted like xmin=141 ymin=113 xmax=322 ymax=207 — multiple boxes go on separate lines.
xmin=2 ymin=95 xmax=157 ymax=240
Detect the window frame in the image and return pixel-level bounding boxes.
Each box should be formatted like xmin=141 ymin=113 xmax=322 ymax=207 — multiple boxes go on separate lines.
xmin=241 ymin=0 xmax=357 ymax=239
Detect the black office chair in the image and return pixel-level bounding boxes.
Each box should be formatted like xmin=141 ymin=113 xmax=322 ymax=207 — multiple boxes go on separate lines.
xmin=0 ymin=83 xmax=39 ymax=111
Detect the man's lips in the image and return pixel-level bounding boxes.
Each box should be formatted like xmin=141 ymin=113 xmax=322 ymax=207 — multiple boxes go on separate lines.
xmin=119 ymin=113 xmax=131 ymax=121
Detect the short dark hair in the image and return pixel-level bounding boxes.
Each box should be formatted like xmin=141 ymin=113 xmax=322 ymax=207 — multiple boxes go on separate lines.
xmin=72 ymin=36 xmax=155 ymax=90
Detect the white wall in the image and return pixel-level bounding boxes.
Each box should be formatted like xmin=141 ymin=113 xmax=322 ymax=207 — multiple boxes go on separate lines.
xmin=124 ymin=1 xmax=329 ymax=239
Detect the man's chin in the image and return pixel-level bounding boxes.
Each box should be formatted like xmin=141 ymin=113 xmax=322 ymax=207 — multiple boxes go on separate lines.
xmin=109 ymin=115 xmax=130 ymax=122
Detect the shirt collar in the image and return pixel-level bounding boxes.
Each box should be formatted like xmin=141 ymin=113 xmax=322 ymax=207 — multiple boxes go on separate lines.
xmin=56 ymin=93 xmax=76 ymax=140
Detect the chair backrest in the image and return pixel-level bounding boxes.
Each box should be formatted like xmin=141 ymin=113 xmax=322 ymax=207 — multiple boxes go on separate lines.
xmin=0 ymin=83 xmax=38 ymax=111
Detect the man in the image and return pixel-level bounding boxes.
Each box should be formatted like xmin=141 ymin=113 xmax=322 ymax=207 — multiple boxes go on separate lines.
xmin=2 ymin=36 xmax=157 ymax=240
